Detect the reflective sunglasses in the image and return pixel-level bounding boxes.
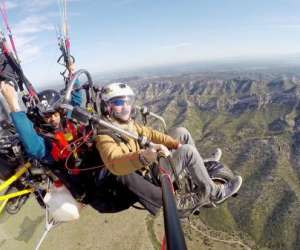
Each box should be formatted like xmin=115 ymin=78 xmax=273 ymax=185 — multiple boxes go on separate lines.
xmin=109 ymin=97 xmax=134 ymax=106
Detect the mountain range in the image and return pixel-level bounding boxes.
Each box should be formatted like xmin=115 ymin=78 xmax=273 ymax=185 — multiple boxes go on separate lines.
xmin=124 ymin=71 xmax=300 ymax=250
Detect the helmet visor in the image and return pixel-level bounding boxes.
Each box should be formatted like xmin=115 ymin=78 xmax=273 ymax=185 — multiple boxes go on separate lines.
xmin=109 ymin=96 xmax=135 ymax=106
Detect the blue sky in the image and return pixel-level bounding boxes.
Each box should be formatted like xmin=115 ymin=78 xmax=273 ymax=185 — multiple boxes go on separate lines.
xmin=3 ymin=0 xmax=300 ymax=87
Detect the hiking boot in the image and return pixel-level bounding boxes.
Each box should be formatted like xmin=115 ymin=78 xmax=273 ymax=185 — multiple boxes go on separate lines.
xmin=204 ymin=148 xmax=222 ymax=163
xmin=214 ymin=176 xmax=242 ymax=205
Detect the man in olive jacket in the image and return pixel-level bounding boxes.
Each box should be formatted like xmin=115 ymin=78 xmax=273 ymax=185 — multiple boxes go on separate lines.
xmin=96 ymin=83 xmax=242 ymax=215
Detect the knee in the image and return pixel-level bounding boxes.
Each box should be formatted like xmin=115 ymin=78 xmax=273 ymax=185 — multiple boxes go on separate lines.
xmin=179 ymin=144 xmax=197 ymax=156
xmin=169 ymin=127 xmax=191 ymax=140
xmin=170 ymin=127 xmax=189 ymax=135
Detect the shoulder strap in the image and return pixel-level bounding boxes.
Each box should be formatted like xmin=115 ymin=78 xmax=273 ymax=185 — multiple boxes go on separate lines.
xmin=97 ymin=127 xmax=129 ymax=144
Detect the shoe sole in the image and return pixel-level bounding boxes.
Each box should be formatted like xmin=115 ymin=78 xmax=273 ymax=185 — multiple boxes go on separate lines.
xmin=203 ymin=148 xmax=222 ymax=163
xmin=215 ymin=176 xmax=243 ymax=205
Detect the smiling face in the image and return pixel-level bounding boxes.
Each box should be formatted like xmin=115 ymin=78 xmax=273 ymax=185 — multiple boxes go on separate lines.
xmin=109 ymin=96 xmax=134 ymax=122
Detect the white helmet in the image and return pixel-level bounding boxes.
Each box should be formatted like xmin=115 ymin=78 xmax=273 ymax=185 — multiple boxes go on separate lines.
xmin=101 ymin=82 xmax=135 ymax=102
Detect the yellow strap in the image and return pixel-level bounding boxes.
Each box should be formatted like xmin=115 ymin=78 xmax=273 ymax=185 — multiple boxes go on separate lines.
xmin=0 ymin=188 xmax=34 ymax=201
xmin=0 ymin=199 xmax=8 ymax=214
xmin=64 ymin=132 xmax=73 ymax=141
xmin=87 ymin=103 xmax=94 ymax=113
xmin=0 ymin=162 xmax=31 ymax=192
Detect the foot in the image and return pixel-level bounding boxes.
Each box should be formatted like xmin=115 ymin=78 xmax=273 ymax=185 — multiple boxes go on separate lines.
xmin=214 ymin=175 xmax=242 ymax=205
xmin=204 ymin=148 xmax=222 ymax=163
xmin=176 ymin=192 xmax=212 ymax=218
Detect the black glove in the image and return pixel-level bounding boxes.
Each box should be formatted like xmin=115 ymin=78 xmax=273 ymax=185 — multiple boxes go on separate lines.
xmin=0 ymin=53 xmax=19 ymax=87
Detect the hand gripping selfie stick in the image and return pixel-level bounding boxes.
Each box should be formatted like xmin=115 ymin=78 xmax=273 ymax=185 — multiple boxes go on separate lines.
xmin=63 ymin=105 xmax=187 ymax=250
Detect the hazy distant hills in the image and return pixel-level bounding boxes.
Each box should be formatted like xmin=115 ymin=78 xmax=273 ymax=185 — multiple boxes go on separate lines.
xmin=126 ymin=72 xmax=300 ymax=250
xmin=91 ymin=54 xmax=300 ymax=83
xmin=46 ymin=54 xmax=300 ymax=88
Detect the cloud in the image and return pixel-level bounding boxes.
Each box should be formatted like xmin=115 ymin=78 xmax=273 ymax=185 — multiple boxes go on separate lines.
xmin=23 ymin=0 xmax=84 ymax=12
xmin=18 ymin=44 xmax=41 ymax=64
xmin=14 ymin=16 xmax=54 ymax=35
xmin=5 ymin=1 xmax=19 ymax=10
xmin=3 ymin=0 xmax=82 ymax=64
xmin=158 ymin=42 xmax=192 ymax=50
xmin=12 ymin=33 xmax=41 ymax=63
xmin=14 ymin=35 xmax=36 ymax=49
xmin=24 ymin=0 xmax=57 ymax=12
xmin=3 ymin=33 xmax=41 ymax=64
xmin=10 ymin=15 xmax=54 ymax=63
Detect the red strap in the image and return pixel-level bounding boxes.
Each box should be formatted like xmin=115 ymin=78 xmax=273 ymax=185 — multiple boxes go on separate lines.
xmin=51 ymin=142 xmax=60 ymax=161
xmin=66 ymin=120 xmax=77 ymax=138
xmin=55 ymin=131 xmax=68 ymax=147
xmin=52 ymin=132 xmax=69 ymax=160
xmin=161 ymin=236 xmax=166 ymax=250
xmin=159 ymin=166 xmax=175 ymax=193
xmin=66 ymin=37 xmax=71 ymax=50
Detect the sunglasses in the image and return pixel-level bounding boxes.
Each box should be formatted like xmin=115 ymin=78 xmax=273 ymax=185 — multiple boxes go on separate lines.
xmin=110 ymin=97 xmax=134 ymax=106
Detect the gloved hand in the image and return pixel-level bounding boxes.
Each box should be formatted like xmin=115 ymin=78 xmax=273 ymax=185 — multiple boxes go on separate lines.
xmin=0 ymin=81 xmax=21 ymax=112
xmin=140 ymin=143 xmax=171 ymax=164
xmin=0 ymin=53 xmax=19 ymax=84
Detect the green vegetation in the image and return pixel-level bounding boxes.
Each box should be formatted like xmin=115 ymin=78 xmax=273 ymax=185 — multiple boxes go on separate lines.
xmin=131 ymin=73 xmax=300 ymax=249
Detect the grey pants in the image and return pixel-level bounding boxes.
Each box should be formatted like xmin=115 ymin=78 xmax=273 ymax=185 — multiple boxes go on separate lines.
xmin=160 ymin=127 xmax=220 ymax=205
